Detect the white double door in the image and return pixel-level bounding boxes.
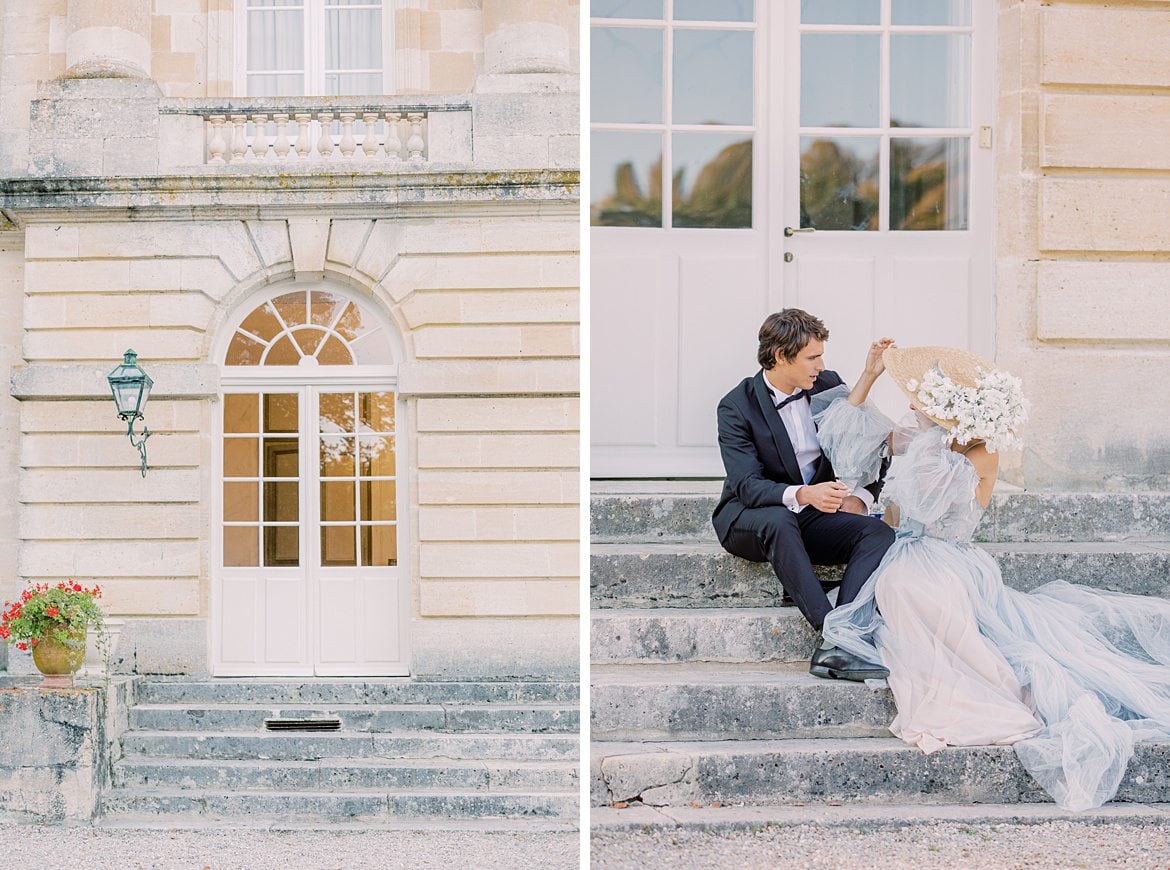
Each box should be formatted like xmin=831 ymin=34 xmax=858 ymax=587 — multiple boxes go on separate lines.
xmin=214 ymin=381 xmax=407 ymax=676
xmin=591 ymin=0 xmax=995 ymax=477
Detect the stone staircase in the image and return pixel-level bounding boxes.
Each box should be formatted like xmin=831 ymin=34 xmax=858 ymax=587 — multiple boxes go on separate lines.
xmin=100 ymin=677 xmax=579 ymax=828
xmin=590 ymin=481 xmax=1170 ymax=826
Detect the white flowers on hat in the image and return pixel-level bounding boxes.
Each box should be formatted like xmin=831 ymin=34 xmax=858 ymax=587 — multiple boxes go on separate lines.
xmin=910 ymin=365 xmax=1028 ymax=452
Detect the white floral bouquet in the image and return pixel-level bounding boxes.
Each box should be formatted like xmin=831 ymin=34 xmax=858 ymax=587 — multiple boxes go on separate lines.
xmin=905 ymin=365 xmax=1027 ymax=452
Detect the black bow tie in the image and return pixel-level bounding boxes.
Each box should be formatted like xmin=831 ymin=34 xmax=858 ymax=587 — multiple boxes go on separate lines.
xmin=775 ymin=390 xmax=808 ymax=410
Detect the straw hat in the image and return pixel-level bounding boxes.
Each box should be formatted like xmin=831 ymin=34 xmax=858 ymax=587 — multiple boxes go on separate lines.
xmin=882 ymin=346 xmax=998 ymax=430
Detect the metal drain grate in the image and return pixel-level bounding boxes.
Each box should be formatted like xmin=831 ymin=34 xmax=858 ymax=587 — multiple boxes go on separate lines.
xmin=264 ymin=718 xmax=341 ymax=732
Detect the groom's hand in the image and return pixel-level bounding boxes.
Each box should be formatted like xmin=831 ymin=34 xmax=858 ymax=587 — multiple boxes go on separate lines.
xmin=796 ymin=481 xmax=851 ymax=512
xmin=839 ymin=495 xmax=867 ymax=515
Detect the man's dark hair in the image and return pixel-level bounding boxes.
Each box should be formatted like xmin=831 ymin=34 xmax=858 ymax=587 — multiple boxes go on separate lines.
xmin=757 ymin=309 xmax=829 ymax=369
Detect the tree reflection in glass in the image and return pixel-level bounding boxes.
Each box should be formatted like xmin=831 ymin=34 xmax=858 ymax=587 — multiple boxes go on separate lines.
xmin=672 ymin=134 xmax=752 ymax=228
xmin=799 ymin=137 xmax=879 ymax=230
xmin=891 ymin=138 xmax=968 ymax=230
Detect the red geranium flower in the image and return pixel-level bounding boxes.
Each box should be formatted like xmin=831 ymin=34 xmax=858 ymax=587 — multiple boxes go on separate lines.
xmin=45 ymin=606 xmax=59 ymax=618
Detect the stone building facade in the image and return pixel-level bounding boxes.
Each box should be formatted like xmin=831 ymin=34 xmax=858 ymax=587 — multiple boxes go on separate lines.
xmin=0 ymin=0 xmax=580 ymax=679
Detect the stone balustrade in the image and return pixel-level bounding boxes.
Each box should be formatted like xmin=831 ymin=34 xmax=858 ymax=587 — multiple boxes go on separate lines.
xmin=158 ymin=97 xmax=474 ymax=167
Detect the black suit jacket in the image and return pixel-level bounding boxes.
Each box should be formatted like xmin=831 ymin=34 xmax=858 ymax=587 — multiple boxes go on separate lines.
xmin=712 ymin=369 xmax=884 ymax=544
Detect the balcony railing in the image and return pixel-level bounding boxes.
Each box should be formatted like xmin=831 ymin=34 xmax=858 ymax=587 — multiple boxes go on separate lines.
xmin=159 ymin=97 xmax=473 ymax=167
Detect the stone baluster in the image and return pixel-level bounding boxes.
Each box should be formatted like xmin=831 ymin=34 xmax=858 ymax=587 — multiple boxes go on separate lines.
xmin=294 ymin=113 xmax=312 ymax=158
xmin=249 ymin=113 xmax=269 ymax=160
xmin=229 ymin=114 xmax=248 ymax=163
xmin=406 ymin=113 xmax=425 ymax=162
xmin=207 ymin=115 xmax=228 ymax=165
xmin=361 ymin=113 xmax=381 ymax=159
xmin=339 ymin=112 xmax=357 ymax=158
xmin=272 ymin=113 xmax=291 ymax=159
xmin=384 ymin=113 xmax=402 ymax=161
xmin=317 ymin=112 xmax=335 ymax=158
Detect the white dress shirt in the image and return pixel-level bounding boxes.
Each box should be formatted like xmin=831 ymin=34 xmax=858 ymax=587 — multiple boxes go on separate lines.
xmin=765 ymin=379 xmax=875 ymax=515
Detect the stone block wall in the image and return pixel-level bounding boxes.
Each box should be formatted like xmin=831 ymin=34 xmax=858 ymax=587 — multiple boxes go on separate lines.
xmin=6 ymin=203 xmax=579 ymax=678
xmin=996 ymin=0 xmax=1170 ymax=489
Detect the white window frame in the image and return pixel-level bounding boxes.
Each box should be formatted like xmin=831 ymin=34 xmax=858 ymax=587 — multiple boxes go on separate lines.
xmin=233 ymin=0 xmax=395 ymax=97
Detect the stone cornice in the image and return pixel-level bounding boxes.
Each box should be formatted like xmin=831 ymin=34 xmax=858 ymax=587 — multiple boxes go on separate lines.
xmin=0 ymin=168 xmax=579 ymax=223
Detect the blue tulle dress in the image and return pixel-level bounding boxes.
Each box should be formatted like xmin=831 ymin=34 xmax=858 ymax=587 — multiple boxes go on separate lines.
xmin=813 ymin=388 xmax=1170 ymax=811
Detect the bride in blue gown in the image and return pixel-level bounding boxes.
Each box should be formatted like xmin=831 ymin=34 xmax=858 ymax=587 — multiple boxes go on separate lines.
xmin=814 ymin=346 xmax=1170 ymax=812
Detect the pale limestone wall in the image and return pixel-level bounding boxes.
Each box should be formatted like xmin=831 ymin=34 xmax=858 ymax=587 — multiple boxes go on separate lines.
xmin=9 ymin=210 xmax=579 ymax=677
xmin=996 ymin=1 xmax=1170 ymax=489
xmin=0 ymin=238 xmax=22 ymax=671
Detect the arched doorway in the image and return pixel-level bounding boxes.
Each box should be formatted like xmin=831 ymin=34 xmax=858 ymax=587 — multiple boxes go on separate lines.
xmin=212 ymin=285 xmax=408 ymax=676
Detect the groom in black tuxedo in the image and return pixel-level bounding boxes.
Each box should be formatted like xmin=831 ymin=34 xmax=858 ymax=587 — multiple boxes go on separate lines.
xmin=713 ymin=308 xmax=895 ymax=681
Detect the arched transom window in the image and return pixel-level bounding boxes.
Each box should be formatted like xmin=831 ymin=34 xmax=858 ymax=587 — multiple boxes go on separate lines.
xmin=225 ymin=289 xmax=393 ymax=367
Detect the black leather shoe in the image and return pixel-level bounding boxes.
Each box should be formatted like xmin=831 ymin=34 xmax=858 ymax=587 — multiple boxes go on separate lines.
xmin=809 ymin=643 xmax=889 ymax=682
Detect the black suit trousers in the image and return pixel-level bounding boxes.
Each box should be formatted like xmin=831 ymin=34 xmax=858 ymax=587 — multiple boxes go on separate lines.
xmin=722 ymin=505 xmax=895 ymax=631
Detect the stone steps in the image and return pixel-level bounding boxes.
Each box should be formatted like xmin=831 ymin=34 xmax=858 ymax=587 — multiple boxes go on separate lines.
xmin=103 ymin=679 xmax=580 ymax=826
xmin=101 ymin=788 xmax=578 ymax=821
xmin=130 ymin=702 xmax=578 ymax=733
xmin=591 ymin=738 xmax=1170 ymax=807
xmin=119 ymin=729 xmax=579 ymax=762
xmin=114 ymin=757 xmax=577 ymax=792
xmin=592 ymin=663 xmax=895 ymax=741
xmin=592 ymin=608 xmax=818 ymax=664
xmin=592 ymin=541 xmax=1170 ymax=608
xmin=591 ymin=485 xmax=1170 ymax=544
xmin=135 ymin=679 xmax=578 ymax=706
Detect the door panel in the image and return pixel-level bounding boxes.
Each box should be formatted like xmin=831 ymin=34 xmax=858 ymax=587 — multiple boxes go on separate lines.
xmin=214 ymin=384 xmax=405 ymax=676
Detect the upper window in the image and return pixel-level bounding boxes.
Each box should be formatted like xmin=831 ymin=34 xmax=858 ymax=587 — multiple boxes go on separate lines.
xmin=242 ymin=0 xmax=389 ymax=97
xmin=224 ymin=290 xmax=395 ymax=367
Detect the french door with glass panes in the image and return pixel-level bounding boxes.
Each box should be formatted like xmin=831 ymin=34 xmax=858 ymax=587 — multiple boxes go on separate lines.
xmin=216 ymin=385 xmax=406 ymax=676
xmin=590 ymin=0 xmax=994 ymax=476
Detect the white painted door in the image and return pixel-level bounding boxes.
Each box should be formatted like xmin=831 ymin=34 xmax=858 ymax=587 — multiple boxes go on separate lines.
xmin=216 ymin=385 xmax=406 ymax=676
xmin=591 ymin=0 xmax=994 ymax=477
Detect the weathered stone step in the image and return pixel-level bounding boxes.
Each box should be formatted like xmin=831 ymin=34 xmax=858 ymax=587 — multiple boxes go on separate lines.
xmin=591 ymin=663 xmax=895 ymax=741
xmin=592 ymin=801 xmax=1170 ymax=832
xmin=135 ymin=679 xmax=578 ymax=706
xmin=591 ymin=608 xmax=819 ymax=664
xmin=120 ymin=730 xmax=579 ymax=762
xmin=101 ymin=788 xmax=578 ymax=821
xmin=113 ymin=757 xmax=578 ymax=792
xmin=129 ymin=703 xmax=578 ymax=733
xmin=591 ymin=484 xmax=1170 ymax=544
xmin=591 ymin=542 xmax=1170 ymax=608
xmin=591 ymin=738 xmax=1170 ymax=808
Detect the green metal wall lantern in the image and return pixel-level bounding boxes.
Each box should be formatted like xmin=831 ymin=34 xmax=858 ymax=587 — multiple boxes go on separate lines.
xmin=106 ymin=349 xmax=153 ymax=477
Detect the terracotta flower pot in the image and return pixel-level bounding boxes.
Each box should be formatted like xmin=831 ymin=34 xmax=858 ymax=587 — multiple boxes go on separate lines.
xmin=31 ymin=628 xmax=88 ymax=689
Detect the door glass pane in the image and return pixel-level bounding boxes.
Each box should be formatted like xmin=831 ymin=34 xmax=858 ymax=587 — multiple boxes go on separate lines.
xmin=326 ymin=72 xmax=383 ymax=96
xmin=264 ymin=526 xmax=299 ymax=567
xmin=322 ymin=526 xmax=357 ymax=567
xmin=264 ymin=394 xmax=298 ymax=433
xmin=265 ymin=481 xmax=299 ymax=522
xmin=591 ymin=0 xmax=662 ymax=19
xmin=224 ymin=394 xmax=259 ymax=433
xmin=246 ymin=73 xmax=304 ymax=98
xmin=320 ymin=392 xmax=355 ymax=432
xmin=801 ymin=35 xmax=880 ymax=127
xmin=223 ymin=482 xmax=259 ymax=522
xmin=264 ymin=438 xmax=299 ymax=476
xmin=317 ymin=336 xmax=354 ymax=365
xmin=310 ymin=292 xmax=348 ymax=327
xmin=591 ymin=131 xmax=663 ymax=227
xmin=672 ymin=133 xmax=752 ymax=228
xmin=266 ymin=335 xmax=301 ymax=365
xmin=890 ymin=35 xmax=971 ymax=128
xmin=360 ymin=480 xmax=396 ymax=522
xmin=674 ymin=0 xmax=752 ymax=22
xmin=592 ymin=27 xmax=664 ymax=124
xmin=893 ymin=0 xmax=971 ymax=26
xmin=321 ymin=481 xmax=356 ymax=521
xmin=223 ymin=527 xmax=259 ymax=567
xmin=891 ymin=138 xmax=969 ymax=230
xmin=800 ymin=136 xmax=879 ymax=230
xmin=801 ymin=0 xmax=879 ymax=25
xmin=673 ymin=30 xmax=753 ymax=126
xmin=325 ymin=8 xmax=382 ymax=69
xmin=294 ymin=328 xmax=325 ymax=356
xmin=359 ymin=392 xmax=394 ymax=432
xmin=321 ymin=436 xmax=356 ymax=476
xmin=224 ymin=439 xmax=259 ymax=477
xmin=361 ymin=525 xmax=397 ymax=567
xmin=272 ymin=291 xmax=308 ymax=327
xmin=240 ymin=303 xmax=283 ymax=342
xmin=359 ymin=436 xmax=395 ymax=476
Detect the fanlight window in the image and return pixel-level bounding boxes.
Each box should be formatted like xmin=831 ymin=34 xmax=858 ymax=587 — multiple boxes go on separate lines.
xmin=225 ymin=290 xmax=392 ymax=367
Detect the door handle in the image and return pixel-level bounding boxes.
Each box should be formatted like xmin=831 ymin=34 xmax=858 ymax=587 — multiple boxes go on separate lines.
xmin=784 ymin=226 xmax=816 ymax=237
